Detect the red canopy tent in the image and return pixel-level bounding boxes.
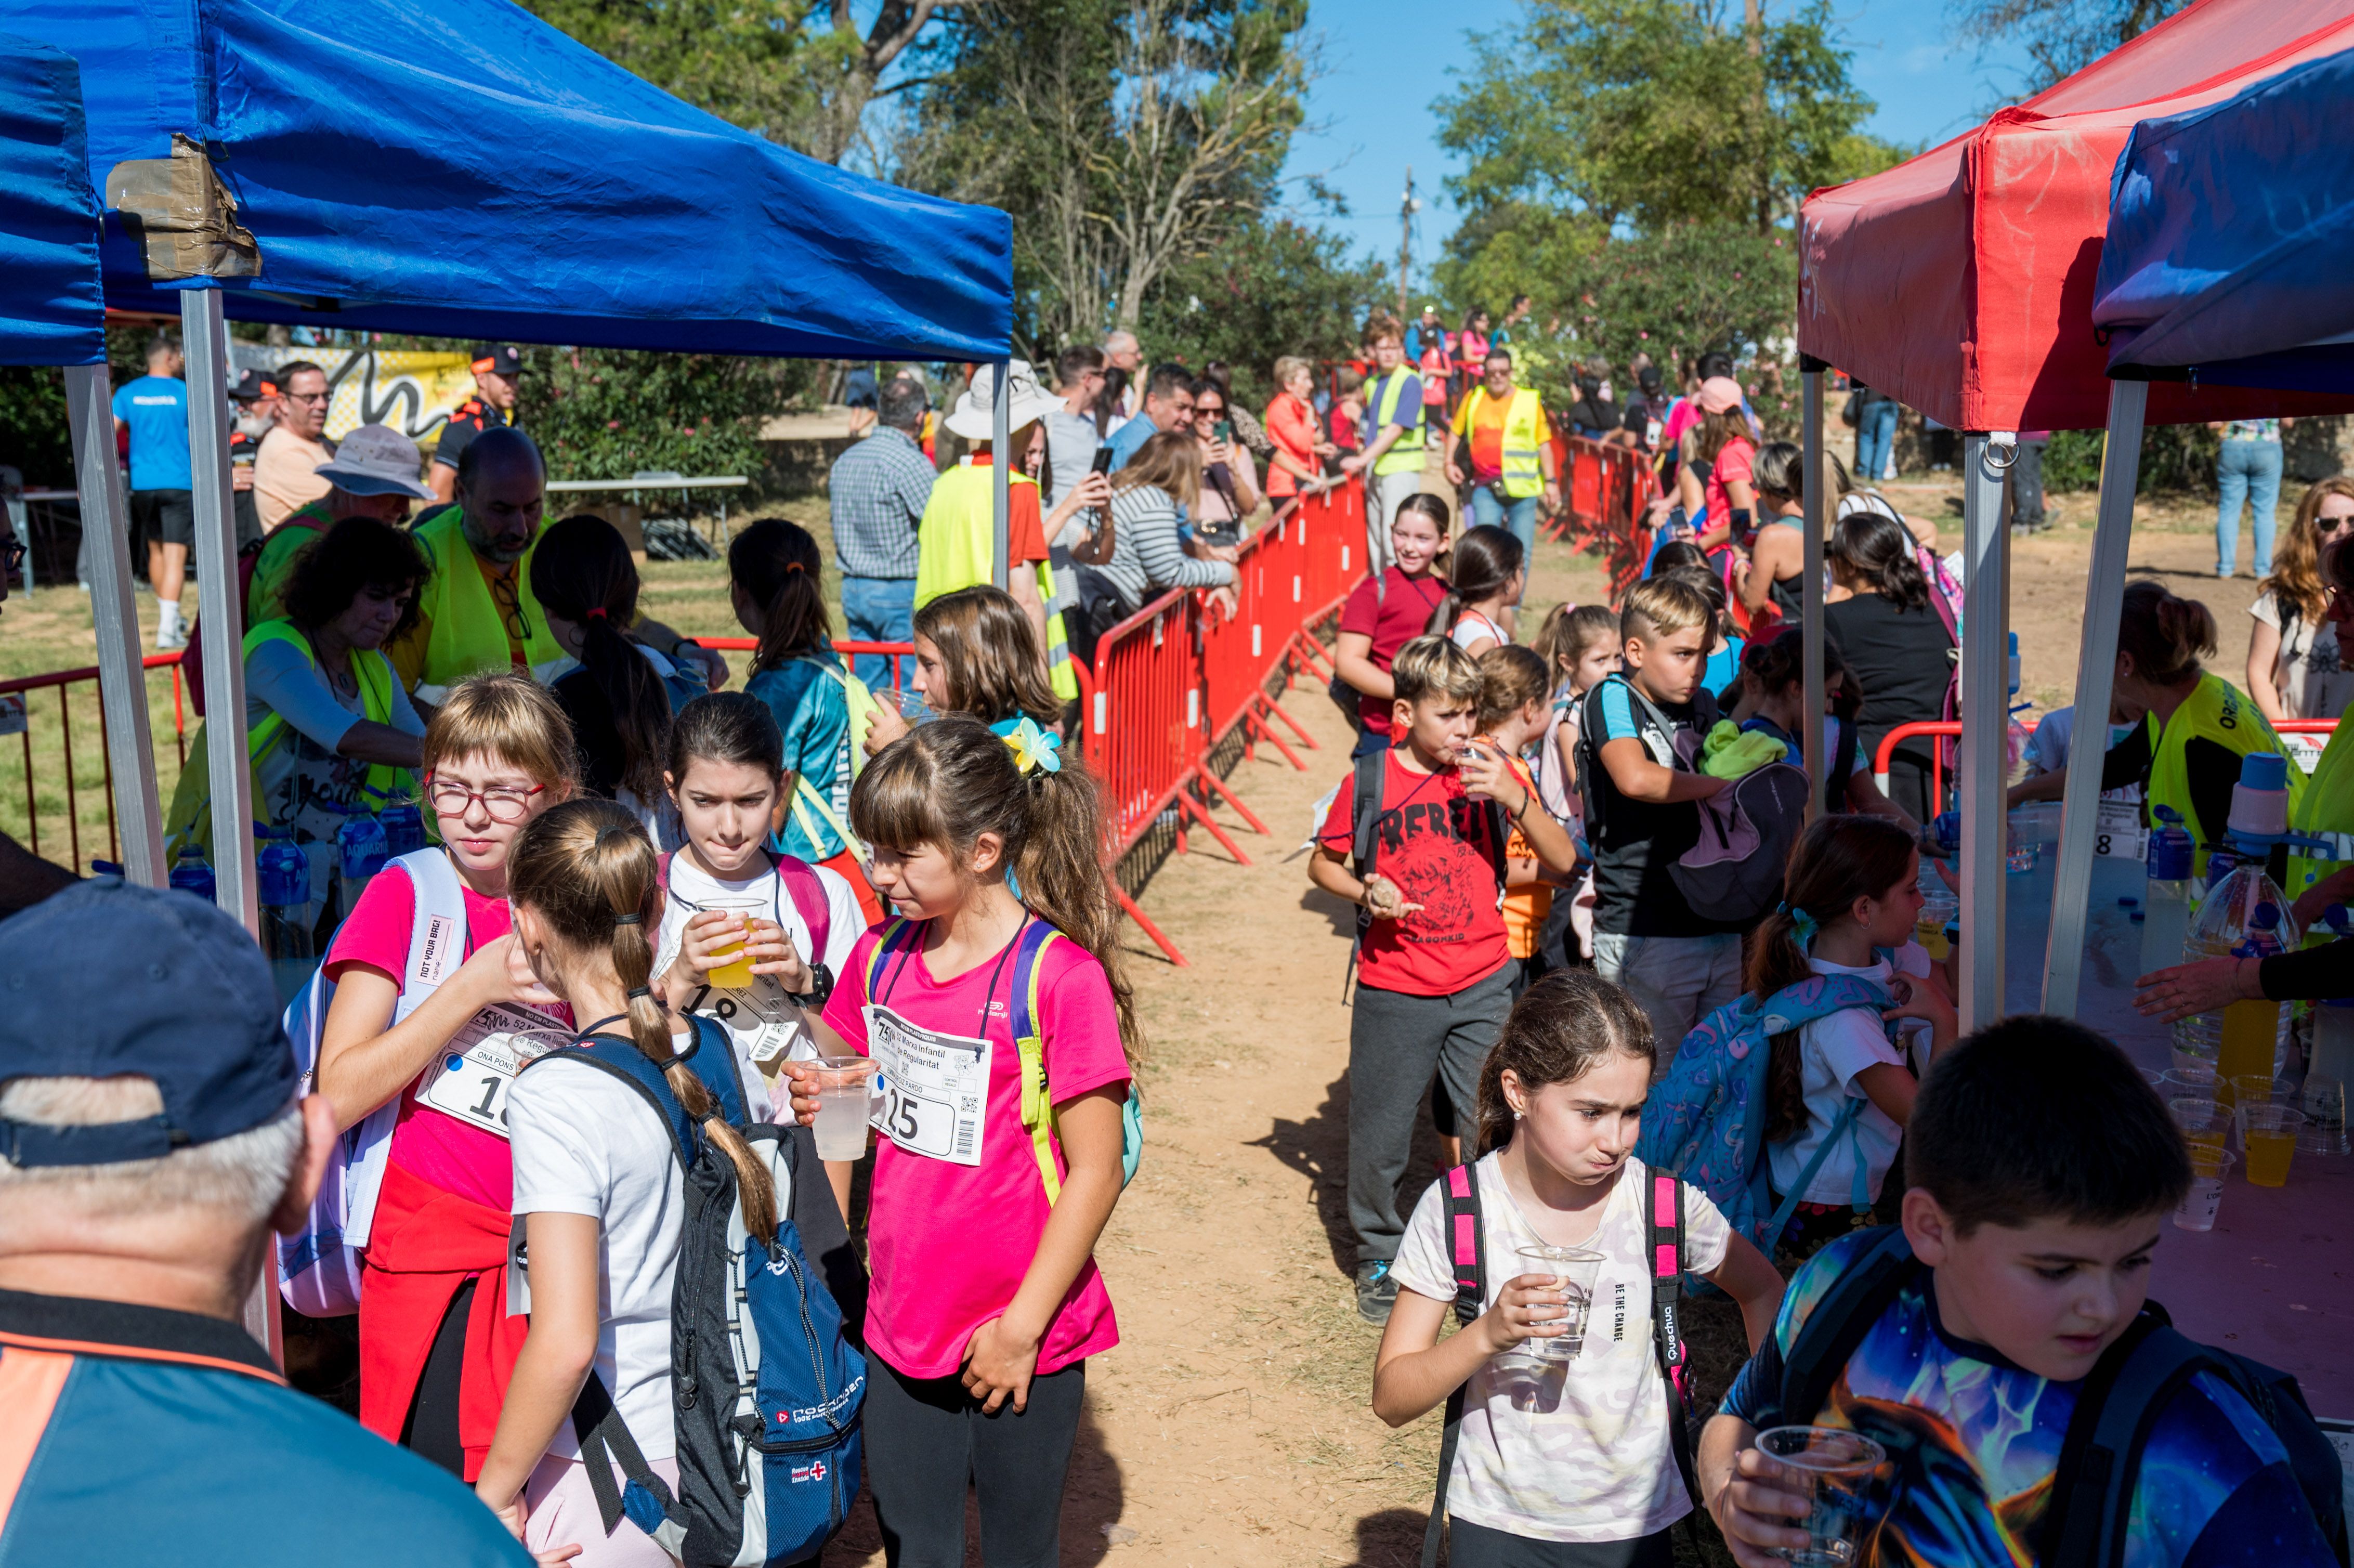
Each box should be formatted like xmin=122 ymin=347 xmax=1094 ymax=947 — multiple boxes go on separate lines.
xmin=1798 ymin=0 xmax=2354 ymax=433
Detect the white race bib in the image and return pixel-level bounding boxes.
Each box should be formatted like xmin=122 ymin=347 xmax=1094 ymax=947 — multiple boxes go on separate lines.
xmin=701 ymin=978 xmax=802 ymax=1063
xmin=2094 ymin=796 xmax=2148 ymax=861
xmin=417 ymin=1004 xmax=572 ymax=1139
xmin=862 ymin=1003 xmax=990 ymax=1166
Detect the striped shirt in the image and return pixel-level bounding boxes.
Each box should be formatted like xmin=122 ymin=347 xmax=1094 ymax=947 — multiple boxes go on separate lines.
xmin=1096 ymin=485 xmax=1235 ymax=611
xmin=827 ymin=426 xmax=935 ymax=579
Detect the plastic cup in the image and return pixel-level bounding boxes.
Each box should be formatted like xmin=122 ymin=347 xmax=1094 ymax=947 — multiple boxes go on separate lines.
xmin=2168 ymin=1098 xmax=2233 ymax=1156
xmin=1753 ymin=1426 xmax=1887 ymax=1565
xmin=2241 ymin=1104 xmax=2305 ymax=1187
xmin=2174 ymin=1146 xmax=2237 ymax=1232
xmin=700 ymin=895 xmax=767 ymax=989
xmin=889 ymin=687 xmax=935 ymax=724
xmin=1915 ymin=893 xmax=1957 ymax=960
xmin=2160 ymin=1064 xmax=2220 ymax=1102
xmin=1513 ymin=1245 xmax=1606 ymax=1358
xmin=2227 ymin=1074 xmax=2289 ymax=1112
xmin=809 ymin=1056 xmax=877 ymax=1161
xmin=2296 ymin=1074 xmax=2348 ymax=1157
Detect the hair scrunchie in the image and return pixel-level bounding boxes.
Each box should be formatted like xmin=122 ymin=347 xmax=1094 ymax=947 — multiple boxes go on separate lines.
xmin=1777 ymin=900 xmax=1821 ymax=950
xmin=612 ymin=912 xmax=643 ymax=926
xmin=584 ymin=606 xmax=609 ymax=621
xmin=624 ymin=985 xmax=653 ymax=1000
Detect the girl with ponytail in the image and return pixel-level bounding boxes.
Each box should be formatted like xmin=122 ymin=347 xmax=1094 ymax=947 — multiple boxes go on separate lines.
xmin=1428 ymin=523 xmax=1525 ymax=657
xmin=1824 ymin=506 xmax=1958 ymax=824
xmin=810 ymin=715 xmax=1133 ymax=1567
xmin=729 ymin=518 xmax=881 ymax=922
xmin=478 ymin=799 xmax=794 ymax=1565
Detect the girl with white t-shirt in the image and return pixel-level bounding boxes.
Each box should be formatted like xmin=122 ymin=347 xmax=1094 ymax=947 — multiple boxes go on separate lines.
xmin=1752 ymin=814 xmax=1958 ymax=1261
xmin=1376 ymin=972 xmax=1785 ymax=1567
xmin=1435 ymin=525 xmax=1526 ymax=657
xmin=477 ymin=799 xmax=802 ymax=1566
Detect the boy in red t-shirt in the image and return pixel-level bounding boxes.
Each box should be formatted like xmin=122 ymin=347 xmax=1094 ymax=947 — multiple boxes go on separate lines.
xmin=1310 ymin=636 xmax=1577 ymax=1324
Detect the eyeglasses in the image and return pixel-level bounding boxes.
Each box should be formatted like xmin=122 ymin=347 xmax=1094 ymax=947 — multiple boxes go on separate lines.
xmin=423 ymin=774 xmax=545 ymax=824
xmin=282 ymin=390 xmax=331 ymax=405
xmin=487 ymin=566 xmax=533 ymax=644
xmin=1194 ymin=404 xmax=1225 ymax=420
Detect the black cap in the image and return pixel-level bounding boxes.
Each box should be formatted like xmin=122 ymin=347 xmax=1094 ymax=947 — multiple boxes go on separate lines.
xmin=469 ymin=344 xmax=525 ymax=376
xmin=0 ymin=880 xmax=298 ymax=1168
xmin=230 ymin=368 xmax=278 ymax=402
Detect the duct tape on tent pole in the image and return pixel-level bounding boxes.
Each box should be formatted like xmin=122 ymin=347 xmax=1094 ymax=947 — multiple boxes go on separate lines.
xmin=102 ymin=135 xmax=260 ymax=281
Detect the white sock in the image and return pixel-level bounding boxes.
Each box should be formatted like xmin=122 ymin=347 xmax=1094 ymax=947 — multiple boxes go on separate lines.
xmin=158 ymin=599 xmax=182 ymax=639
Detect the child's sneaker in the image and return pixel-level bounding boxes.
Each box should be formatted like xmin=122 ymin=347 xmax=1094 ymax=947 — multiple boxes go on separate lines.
xmin=1355 ymin=1260 xmax=1396 ymax=1325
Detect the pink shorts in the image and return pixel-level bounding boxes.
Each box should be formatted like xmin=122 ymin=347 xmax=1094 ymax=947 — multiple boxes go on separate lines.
xmin=524 ymin=1451 xmax=682 ymax=1567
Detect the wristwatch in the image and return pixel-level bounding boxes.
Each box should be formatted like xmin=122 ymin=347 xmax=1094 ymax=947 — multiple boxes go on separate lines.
xmin=786 ymin=962 xmax=834 ymax=1012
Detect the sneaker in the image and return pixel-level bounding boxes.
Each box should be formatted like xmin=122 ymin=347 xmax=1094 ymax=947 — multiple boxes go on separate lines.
xmin=155 ymin=624 xmax=187 ymax=652
xmin=1355 ymin=1261 xmax=1397 ymax=1325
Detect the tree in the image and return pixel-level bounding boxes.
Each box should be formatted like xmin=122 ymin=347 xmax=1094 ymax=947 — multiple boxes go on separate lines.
xmin=516 ymin=345 xmax=817 ymax=484
xmin=1948 ymin=0 xmax=2192 ymax=93
xmin=1137 ymin=217 xmax=1389 ymax=403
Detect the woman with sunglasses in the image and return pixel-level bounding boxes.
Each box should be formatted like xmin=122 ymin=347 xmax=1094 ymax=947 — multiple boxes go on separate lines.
xmin=312 ymin=671 xmax=580 ymax=1484
xmin=1190 ymin=382 xmax=1261 ymax=548
xmin=2248 ymin=477 xmax=2354 ymax=724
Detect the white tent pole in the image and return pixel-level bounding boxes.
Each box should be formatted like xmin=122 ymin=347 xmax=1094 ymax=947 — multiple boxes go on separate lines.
xmin=62 ymin=364 xmax=167 ymax=887
xmin=2043 ymin=381 xmax=2148 ymax=1015
xmin=1799 ymin=364 xmax=1825 ymax=815
xmin=991 ymin=359 xmax=1010 ymax=592
xmin=1957 ymin=432 xmax=2012 ymax=1031
xmin=179 ymin=290 xmax=256 ymax=935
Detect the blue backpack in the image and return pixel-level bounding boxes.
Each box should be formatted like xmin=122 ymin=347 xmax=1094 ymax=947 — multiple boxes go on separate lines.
xmin=522 ymin=1016 xmax=865 ymax=1566
xmin=1633 ymin=973 xmax=1891 ymax=1258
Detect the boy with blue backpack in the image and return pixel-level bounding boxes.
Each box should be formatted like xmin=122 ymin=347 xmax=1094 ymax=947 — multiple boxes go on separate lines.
xmin=1701 ymin=1016 xmax=2347 ymax=1568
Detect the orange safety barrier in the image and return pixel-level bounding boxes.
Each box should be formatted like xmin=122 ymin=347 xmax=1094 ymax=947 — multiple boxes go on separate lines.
xmin=1872 ymin=718 xmax=2338 ymax=805
xmin=1544 ymin=434 xmax=1656 ymax=600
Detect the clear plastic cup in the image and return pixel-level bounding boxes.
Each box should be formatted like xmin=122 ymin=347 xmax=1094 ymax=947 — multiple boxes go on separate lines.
xmin=1915 ymin=893 xmax=1957 ymax=960
xmin=2241 ymin=1104 xmax=2305 ymax=1187
xmin=1753 ymin=1426 xmax=1887 ymax=1565
xmin=2296 ymin=1074 xmax=2349 ymax=1157
xmin=2168 ymin=1098 xmax=2233 ymax=1157
xmin=2174 ymin=1146 xmax=2236 ymax=1231
xmin=2160 ymin=1064 xmax=2220 ymax=1102
xmin=2227 ymin=1074 xmax=2290 ymax=1112
xmin=889 ymin=687 xmax=935 ymax=724
xmin=1513 ymin=1245 xmax=1606 ymax=1358
xmin=809 ymin=1056 xmax=877 ymax=1160
xmin=699 ymin=895 xmax=767 ymax=988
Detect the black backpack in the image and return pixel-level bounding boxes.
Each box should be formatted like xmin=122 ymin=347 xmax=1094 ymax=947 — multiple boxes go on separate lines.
xmin=1756 ymin=1227 xmax=2349 ymax=1568
xmin=1344 ymin=744 xmax=1507 ymax=1001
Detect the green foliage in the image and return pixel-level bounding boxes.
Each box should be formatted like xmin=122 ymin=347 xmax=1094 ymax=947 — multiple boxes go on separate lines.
xmin=1137 ymin=217 xmax=1389 ymax=405
xmin=517 ymin=346 xmax=817 ymax=485
xmin=1950 ymin=0 xmax=2193 ymax=93
xmin=0 ymin=369 xmax=71 ymax=488
xmin=2043 ymin=422 xmax=2218 ymax=494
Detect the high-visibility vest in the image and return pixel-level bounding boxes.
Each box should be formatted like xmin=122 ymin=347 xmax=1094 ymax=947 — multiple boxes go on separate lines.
xmin=1458 ymin=385 xmax=1549 ymax=499
xmin=2287 ymin=719 xmax=2354 ymax=925
xmin=410 ymin=503 xmax=564 ymax=695
xmin=2144 ymin=670 xmax=2307 ymax=881
xmin=914 ymin=460 xmax=1076 ymax=699
xmin=1368 ymin=368 xmax=1426 ymax=476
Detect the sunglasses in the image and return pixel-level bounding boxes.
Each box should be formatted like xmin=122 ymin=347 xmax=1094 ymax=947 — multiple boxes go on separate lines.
xmin=2318 ymin=512 xmax=2354 ymax=534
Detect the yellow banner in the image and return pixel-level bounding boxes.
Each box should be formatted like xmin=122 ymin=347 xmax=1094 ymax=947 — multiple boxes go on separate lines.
xmin=230 ymin=347 xmax=480 ymax=443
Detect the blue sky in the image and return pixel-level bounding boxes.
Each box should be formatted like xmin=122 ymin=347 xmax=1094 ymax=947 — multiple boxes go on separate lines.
xmin=1280 ymin=0 xmax=2038 ymax=276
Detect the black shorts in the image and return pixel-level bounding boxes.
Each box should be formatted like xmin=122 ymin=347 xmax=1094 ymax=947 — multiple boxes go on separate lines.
xmin=129 ymin=488 xmax=195 ymax=550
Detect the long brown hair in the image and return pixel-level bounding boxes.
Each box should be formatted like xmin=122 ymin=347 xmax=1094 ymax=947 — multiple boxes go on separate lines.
xmin=849 ymin=717 xmax=1140 ymax=1059
xmin=1109 ymin=429 xmax=1202 ymax=509
xmin=1428 ymin=524 xmax=1524 ymax=638
xmin=1474 ymin=971 xmax=1655 ymax=1157
xmin=508 ymin=799 xmax=778 ymax=1245
xmin=730 ymin=518 xmax=830 ymax=675
xmin=2116 ymin=580 xmax=2216 ymax=687
xmin=1696 ymin=407 xmax=1752 ymax=466
xmin=2260 ymin=477 xmax=2354 ymax=624
xmin=1749 ymin=813 xmax=1919 ymax=1142
xmin=911 ymin=586 xmax=1061 ymax=728
xmin=530 ymin=515 xmax=671 ymax=803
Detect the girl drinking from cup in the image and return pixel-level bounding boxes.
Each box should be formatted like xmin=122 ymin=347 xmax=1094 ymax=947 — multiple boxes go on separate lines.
xmin=1375 ymin=971 xmax=1783 ymax=1566
xmin=814 ymin=716 xmax=1134 ymax=1568
xmin=313 ymin=672 xmax=577 ymax=1479
xmin=859 ymin=584 xmax=1064 ymax=756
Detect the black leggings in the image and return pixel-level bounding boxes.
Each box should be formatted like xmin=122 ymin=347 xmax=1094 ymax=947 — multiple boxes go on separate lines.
xmin=398 ymin=1276 xmax=474 ymax=1477
xmin=1447 ymin=1520 xmax=1674 ymax=1567
xmin=863 ymin=1355 xmax=1086 ymax=1568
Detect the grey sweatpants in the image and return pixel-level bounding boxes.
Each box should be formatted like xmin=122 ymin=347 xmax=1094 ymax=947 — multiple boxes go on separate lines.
xmin=1349 ymin=962 xmax=1517 ymax=1266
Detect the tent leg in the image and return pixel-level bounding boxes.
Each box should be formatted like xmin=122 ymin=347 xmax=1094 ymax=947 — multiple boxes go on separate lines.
xmin=1799 ymin=364 xmax=1826 ymax=816
xmin=179 ymin=291 xmax=257 ymax=935
xmin=1957 ymin=432 xmax=2013 ymax=1033
xmin=991 ymin=359 xmax=1010 ymax=592
xmin=2043 ymin=383 xmax=2148 ymax=1017
xmin=62 ymin=364 xmax=166 ymax=887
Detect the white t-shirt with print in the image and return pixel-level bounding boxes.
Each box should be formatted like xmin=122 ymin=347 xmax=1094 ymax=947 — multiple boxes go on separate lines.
xmin=1390 ymin=1154 xmax=1731 ymax=1544
xmin=1764 ymin=947 xmax=1928 ymax=1206
xmin=2251 ymin=590 xmax=2353 ymax=721
xmin=655 ymin=852 xmax=865 ymax=1071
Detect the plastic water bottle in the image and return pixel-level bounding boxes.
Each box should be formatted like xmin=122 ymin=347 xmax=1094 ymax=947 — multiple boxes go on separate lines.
xmin=378 ymin=802 xmax=426 ymax=859
xmin=255 ymin=827 xmax=316 ymax=1007
xmin=168 ymin=843 xmax=216 ymax=905
xmin=2180 ymin=881 xmax=2297 ymax=1081
xmin=333 ymin=803 xmax=390 ymax=920
xmin=2138 ymin=806 xmax=2195 ymax=978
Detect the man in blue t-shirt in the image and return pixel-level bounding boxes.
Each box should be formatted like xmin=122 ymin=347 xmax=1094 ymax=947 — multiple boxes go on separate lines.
xmin=109 ymin=334 xmax=196 ymax=650
xmin=1104 ymin=363 xmax=1195 ymax=471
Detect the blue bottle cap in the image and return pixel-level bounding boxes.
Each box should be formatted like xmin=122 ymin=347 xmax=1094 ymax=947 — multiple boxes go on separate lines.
xmin=2118 ymin=896 xmax=2139 ymax=908
xmin=2154 ymin=805 xmax=2185 ymax=826
xmin=89 ymin=859 xmax=122 ymax=878
xmin=2130 ymin=911 xmax=2146 ymax=923
xmin=2326 ymin=903 xmax=2350 ymax=934
xmin=2251 ymin=903 xmax=2280 ymax=931
xmin=2238 ymin=752 xmax=2290 ymax=792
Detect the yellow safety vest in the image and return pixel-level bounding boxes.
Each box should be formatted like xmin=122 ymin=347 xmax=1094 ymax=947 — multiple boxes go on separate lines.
xmin=410 ymin=503 xmax=564 ymax=692
xmin=2144 ymin=670 xmax=2307 ymax=881
xmin=1368 ymin=368 xmax=1427 ymax=476
xmin=2287 ymin=720 xmax=2354 ymax=927
xmin=1457 ymin=385 xmax=1549 ymax=499
xmin=913 ymin=460 xmax=1075 ymax=699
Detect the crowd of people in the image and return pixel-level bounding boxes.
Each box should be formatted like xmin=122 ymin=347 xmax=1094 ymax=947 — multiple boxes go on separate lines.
xmin=17 ymin=315 xmax=2350 ymax=1568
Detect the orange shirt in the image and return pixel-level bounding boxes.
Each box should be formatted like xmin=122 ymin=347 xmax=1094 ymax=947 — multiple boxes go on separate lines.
xmin=1498 ymin=751 xmax=1552 ymax=959
xmin=969 ymin=451 xmax=1050 ymax=565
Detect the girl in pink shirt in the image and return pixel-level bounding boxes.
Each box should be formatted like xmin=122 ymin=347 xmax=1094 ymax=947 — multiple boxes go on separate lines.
xmin=813 ymin=715 xmax=1133 ymax=1568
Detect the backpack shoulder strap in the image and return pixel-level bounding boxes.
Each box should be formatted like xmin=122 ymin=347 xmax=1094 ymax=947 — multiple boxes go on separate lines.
xmin=772 ymin=852 xmax=834 ymax=979
xmin=1350 ymin=746 xmax=1388 ymax=881
xmin=1646 ymin=1172 xmax=1702 ymax=1510
xmin=675 ymin=1012 xmax=751 ymax=1129
xmin=530 ymin=1037 xmax=699 ymax=1173
xmin=865 ymin=917 xmax=917 ymax=999
xmin=1421 ymin=1160 xmax=1487 ymax=1568
xmin=392 ymin=849 xmax=467 ymax=1025
xmin=1010 ymin=921 xmax=1067 ymax=1204
xmin=1771 ymin=1225 xmax=1920 ymax=1431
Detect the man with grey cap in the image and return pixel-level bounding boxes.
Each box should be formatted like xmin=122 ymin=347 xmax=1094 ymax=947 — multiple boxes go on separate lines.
xmin=0 ymin=879 xmax=541 ymax=1564
xmin=244 ymin=421 xmax=435 ymax=628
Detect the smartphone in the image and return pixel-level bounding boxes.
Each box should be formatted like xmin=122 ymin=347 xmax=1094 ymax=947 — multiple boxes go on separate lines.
xmin=1090 ymin=447 xmax=1115 ymax=475
xmin=1214 ymin=420 xmax=1232 ymax=444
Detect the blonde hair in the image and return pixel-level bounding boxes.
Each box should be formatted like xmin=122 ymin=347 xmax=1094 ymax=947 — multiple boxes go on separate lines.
xmin=422 ymin=670 xmax=581 ymax=790
xmin=1533 ymin=602 xmax=1619 ymax=683
xmin=1391 ymin=634 xmax=1484 ymax=707
xmin=2261 ymin=477 xmax=2354 ymax=624
xmin=1109 ymin=430 xmax=1202 ymax=509
xmin=1272 ymin=355 xmax=1313 ymax=389
xmin=912 ymin=587 xmax=1061 ymax=729
xmin=0 ymin=1077 xmax=302 ymax=1230
xmin=506 ymin=800 xmax=778 ymax=1246
xmin=1621 ymin=575 xmax=1713 ymax=643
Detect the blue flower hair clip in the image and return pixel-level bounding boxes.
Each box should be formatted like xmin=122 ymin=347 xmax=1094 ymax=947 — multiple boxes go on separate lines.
xmin=1778 ymin=900 xmax=1820 ymax=950
xmin=1003 ymin=716 xmax=1063 ymax=778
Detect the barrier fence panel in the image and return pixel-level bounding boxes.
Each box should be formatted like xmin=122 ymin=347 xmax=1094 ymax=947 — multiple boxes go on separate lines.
xmin=1873 ymin=718 xmax=2339 ymax=806
xmin=0 ymin=654 xmax=189 ymax=874
xmin=1542 ymin=435 xmax=1654 ymax=599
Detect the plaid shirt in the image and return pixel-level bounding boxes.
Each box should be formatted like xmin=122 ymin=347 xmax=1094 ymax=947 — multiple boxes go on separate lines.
xmin=827 ymin=426 xmax=935 ymax=579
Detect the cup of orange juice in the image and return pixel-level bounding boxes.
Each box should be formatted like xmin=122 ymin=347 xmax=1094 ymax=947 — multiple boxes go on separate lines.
xmin=2168 ymin=1098 xmax=2232 ymax=1156
xmin=700 ymin=895 xmax=767 ymax=989
xmin=2241 ymin=1104 xmax=2305 ymax=1187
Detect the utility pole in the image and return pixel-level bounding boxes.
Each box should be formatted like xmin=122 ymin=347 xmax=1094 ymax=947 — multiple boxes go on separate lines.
xmin=1397 ymin=166 xmax=1416 ymax=322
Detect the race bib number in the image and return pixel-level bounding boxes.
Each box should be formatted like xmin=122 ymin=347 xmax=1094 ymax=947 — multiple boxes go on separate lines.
xmin=417 ymin=1004 xmax=572 ymax=1139
xmin=2094 ymin=797 xmax=2147 ymax=861
xmin=862 ymin=1003 xmax=990 ymax=1166
xmin=700 ymin=978 xmax=801 ymax=1063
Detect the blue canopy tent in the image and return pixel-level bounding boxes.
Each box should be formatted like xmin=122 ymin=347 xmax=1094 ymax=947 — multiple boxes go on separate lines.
xmin=0 ymin=32 xmax=167 ymax=890
xmin=2096 ymin=46 xmax=2354 ymax=392
xmin=6 ymin=0 xmax=1015 ymax=927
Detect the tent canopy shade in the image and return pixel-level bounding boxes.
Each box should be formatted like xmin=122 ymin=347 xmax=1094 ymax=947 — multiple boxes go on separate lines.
xmin=0 ymin=31 xmax=105 ymax=368
xmin=10 ymin=0 xmax=1012 ymax=361
xmin=1797 ymin=0 xmax=2354 ymax=433
xmin=2096 ymin=45 xmax=2354 ymax=393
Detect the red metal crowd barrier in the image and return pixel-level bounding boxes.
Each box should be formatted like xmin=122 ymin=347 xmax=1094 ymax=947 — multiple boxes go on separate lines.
xmin=1872 ymin=718 xmax=2338 ymax=804
xmin=1544 ymin=434 xmax=1655 ymax=600
xmin=0 ymin=652 xmax=186 ymax=872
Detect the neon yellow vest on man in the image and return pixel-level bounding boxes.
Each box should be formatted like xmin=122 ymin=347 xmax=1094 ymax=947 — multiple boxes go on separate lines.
xmin=914 ymin=461 xmax=1076 ymax=700
xmin=1367 ymin=368 xmax=1427 ymax=476
xmin=409 ymin=503 xmax=564 ymax=695
xmin=2287 ymin=719 xmax=2354 ymax=926
xmin=1457 ymin=385 xmax=1548 ymax=499
xmin=2144 ymin=670 xmax=2307 ymax=881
